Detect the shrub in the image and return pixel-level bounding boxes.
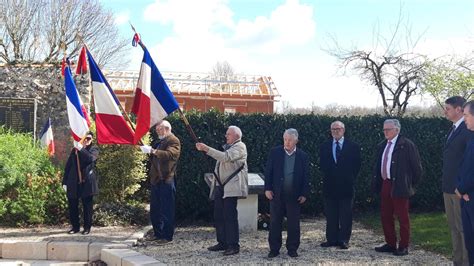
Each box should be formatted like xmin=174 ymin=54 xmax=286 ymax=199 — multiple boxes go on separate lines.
xmin=0 ymin=128 xmax=67 ymax=225
xmin=93 ymin=202 xmax=149 ymax=226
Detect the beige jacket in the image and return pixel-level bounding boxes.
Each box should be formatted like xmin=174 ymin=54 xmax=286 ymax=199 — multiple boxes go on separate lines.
xmin=207 ymin=140 xmax=248 ymax=199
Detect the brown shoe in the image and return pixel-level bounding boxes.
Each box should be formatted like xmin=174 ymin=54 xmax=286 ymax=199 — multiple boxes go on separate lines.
xmin=155 ymin=239 xmax=173 ymax=245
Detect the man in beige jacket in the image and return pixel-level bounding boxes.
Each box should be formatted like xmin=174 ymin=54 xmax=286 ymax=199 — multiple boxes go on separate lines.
xmin=196 ymin=125 xmax=248 ymax=256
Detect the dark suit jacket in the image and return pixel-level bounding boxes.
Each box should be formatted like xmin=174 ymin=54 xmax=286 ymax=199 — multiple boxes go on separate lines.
xmin=319 ymin=139 xmax=361 ymax=199
xmin=443 ymin=121 xmax=474 ymax=193
xmin=63 ymin=145 xmax=99 ymax=199
xmin=457 ymin=139 xmax=474 ymax=198
xmin=372 ymin=135 xmax=423 ymax=198
xmin=264 ymin=146 xmax=310 ymax=200
xmin=149 ymin=133 xmax=181 ymax=185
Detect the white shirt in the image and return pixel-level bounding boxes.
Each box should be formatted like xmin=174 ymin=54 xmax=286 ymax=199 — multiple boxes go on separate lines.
xmin=453 ymin=117 xmax=464 ymax=130
xmin=333 ymin=137 xmax=344 ymax=163
xmin=285 ymin=146 xmax=296 ymax=156
xmin=381 ymin=134 xmax=399 ymax=180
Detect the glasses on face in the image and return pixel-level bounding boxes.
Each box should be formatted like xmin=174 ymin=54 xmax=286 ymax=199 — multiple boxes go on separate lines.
xmin=331 ymin=128 xmax=343 ymax=132
xmin=383 ymin=128 xmax=396 ymax=132
xmin=85 ymin=137 xmax=92 ymax=141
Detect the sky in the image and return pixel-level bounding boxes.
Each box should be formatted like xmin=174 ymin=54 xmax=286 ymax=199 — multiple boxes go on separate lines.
xmin=101 ymin=0 xmax=474 ymax=111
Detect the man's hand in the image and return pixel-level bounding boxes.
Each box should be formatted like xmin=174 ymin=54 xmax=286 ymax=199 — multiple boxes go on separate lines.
xmin=463 ymin=194 xmax=470 ymax=201
xmin=455 ymin=188 xmax=463 ymax=199
xmin=74 ymin=141 xmax=83 ymax=151
xmin=298 ymin=196 xmax=306 ymax=204
xmin=265 ymin=190 xmax=273 ymax=200
xmin=195 ymin=143 xmax=209 ymax=152
xmin=62 ymin=185 xmax=67 ymax=192
xmin=140 ymin=145 xmax=152 ymax=154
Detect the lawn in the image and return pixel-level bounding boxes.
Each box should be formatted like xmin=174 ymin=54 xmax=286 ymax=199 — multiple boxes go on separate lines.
xmin=357 ymin=211 xmax=452 ymax=257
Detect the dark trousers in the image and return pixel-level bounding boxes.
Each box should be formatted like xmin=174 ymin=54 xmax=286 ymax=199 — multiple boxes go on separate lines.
xmin=268 ymin=195 xmax=301 ymax=252
xmin=214 ymin=186 xmax=239 ymax=249
xmin=68 ymin=196 xmax=93 ymax=231
xmin=380 ymin=179 xmax=410 ymax=248
xmin=150 ymin=181 xmax=176 ymax=241
xmin=324 ymin=197 xmax=353 ymax=244
xmin=461 ymin=199 xmax=474 ymax=265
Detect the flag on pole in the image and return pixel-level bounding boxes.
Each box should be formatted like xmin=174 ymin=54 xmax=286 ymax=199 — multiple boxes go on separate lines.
xmin=86 ymin=48 xmax=135 ymax=144
xmin=132 ymin=46 xmax=179 ymax=144
xmin=64 ymin=64 xmax=89 ymax=141
xmin=76 ymin=46 xmax=88 ymax=75
xmin=39 ymin=117 xmax=55 ymax=156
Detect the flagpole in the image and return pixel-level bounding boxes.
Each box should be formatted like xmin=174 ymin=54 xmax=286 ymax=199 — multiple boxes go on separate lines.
xmin=130 ymin=23 xmax=200 ymax=144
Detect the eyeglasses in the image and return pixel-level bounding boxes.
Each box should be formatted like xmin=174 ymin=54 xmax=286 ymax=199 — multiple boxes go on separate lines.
xmin=331 ymin=128 xmax=343 ymax=131
xmin=383 ymin=128 xmax=396 ymax=132
xmin=85 ymin=137 xmax=92 ymax=140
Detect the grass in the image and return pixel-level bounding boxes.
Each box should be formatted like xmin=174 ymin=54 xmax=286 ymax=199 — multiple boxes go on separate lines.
xmin=357 ymin=211 xmax=452 ymax=258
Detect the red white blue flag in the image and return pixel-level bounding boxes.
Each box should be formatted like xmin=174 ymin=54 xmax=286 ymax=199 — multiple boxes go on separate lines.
xmin=64 ymin=64 xmax=90 ymax=141
xmin=87 ymin=48 xmax=135 ymax=144
xmin=132 ymin=46 xmax=179 ymax=144
xmin=39 ymin=117 xmax=55 ymax=156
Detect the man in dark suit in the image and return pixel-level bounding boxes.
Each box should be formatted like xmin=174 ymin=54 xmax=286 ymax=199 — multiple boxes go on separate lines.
xmin=140 ymin=120 xmax=181 ymax=245
xmin=442 ymin=96 xmax=473 ymax=266
xmin=264 ymin=128 xmax=310 ymax=258
xmin=373 ymin=119 xmax=422 ymax=256
xmin=63 ymin=131 xmax=99 ymax=235
xmin=455 ymin=100 xmax=474 ymax=266
xmin=319 ymin=121 xmax=361 ymax=249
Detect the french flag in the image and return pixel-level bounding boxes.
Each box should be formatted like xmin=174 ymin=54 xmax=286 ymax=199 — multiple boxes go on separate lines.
xmin=132 ymin=46 xmax=179 ymax=144
xmin=86 ymin=49 xmax=135 ymax=144
xmin=39 ymin=117 xmax=55 ymax=156
xmin=64 ymin=64 xmax=89 ymax=141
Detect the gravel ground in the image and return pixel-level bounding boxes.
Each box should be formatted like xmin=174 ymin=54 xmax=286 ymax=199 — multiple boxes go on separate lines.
xmin=134 ymin=218 xmax=451 ymax=265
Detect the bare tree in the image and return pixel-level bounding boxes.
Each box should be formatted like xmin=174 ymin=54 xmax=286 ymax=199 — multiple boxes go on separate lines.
xmin=326 ymin=6 xmax=429 ymax=117
xmin=212 ymin=61 xmax=235 ymax=81
xmin=0 ymin=0 xmax=128 ymax=67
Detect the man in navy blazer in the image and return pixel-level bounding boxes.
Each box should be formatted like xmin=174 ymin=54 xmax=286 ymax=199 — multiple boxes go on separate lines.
xmin=455 ymin=100 xmax=474 ymax=266
xmin=442 ymin=96 xmax=474 ymax=266
xmin=264 ymin=128 xmax=310 ymax=258
xmin=319 ymin=121 xmax=361 ymax=249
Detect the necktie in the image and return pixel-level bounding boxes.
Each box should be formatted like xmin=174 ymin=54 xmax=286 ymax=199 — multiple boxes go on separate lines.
xmin=447 ymin=125 xmax=456 ymax=142
xmin=335 ymin=141 xmax=342 ymax=163
xmin=381 ymin=141 xmax=392 ymax=180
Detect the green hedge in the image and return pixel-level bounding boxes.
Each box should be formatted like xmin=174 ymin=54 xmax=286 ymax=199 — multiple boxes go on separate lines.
xmin=152 ymin=110 xmax=448 ymax=221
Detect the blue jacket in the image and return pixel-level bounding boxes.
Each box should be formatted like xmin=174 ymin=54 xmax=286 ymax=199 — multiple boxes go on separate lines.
xmin=264 ymin=145 xmax=310 ymax=200
xmin=457 ymin=139 xmax=474 ymax=197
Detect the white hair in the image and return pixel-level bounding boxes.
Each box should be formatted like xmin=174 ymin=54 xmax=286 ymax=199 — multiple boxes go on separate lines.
xmin=228 ymin=125 xmax=242 ymax=138
xmin=331 ymin=121 xmax=345 ymax=129
xmin=384 ymin=119 xmax=401 ymax=130
xmin=158 ymin=120 xmax=172 ymax=130
xmin=284 ymin=128 xmax=298 ymax=140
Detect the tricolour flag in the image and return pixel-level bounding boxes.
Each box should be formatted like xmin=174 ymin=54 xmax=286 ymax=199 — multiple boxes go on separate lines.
xmin=39 ymin=117 xmax=55 ymax=156
xmin=76 ymin=46 xmax=88 ymax=75
xmin=86 ymin=49 xmax=135 ymax=144
xmin=132 ymin=46 xmax=179 ymax=144
xmin=64 ymin=64 xmax=89 ymax=141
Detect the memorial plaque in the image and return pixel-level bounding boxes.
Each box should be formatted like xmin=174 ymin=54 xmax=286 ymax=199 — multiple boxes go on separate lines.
xmin=0 ymin=98 xmax=37 ymax=136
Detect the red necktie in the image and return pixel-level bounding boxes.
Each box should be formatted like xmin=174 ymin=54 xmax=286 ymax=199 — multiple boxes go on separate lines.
xmin=382 ymin=141 xmax=392 ymax=180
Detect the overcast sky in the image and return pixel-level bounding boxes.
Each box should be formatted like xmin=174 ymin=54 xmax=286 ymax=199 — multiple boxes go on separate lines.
xmin=101 ymin=0 xmax=474 ymax=110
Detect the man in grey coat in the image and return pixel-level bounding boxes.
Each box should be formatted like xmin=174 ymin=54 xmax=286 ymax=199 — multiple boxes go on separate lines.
xmin=196 ymin=125 xmax=248 ymax=256
xmin=442 ymin=96 xmax=474 ymax=265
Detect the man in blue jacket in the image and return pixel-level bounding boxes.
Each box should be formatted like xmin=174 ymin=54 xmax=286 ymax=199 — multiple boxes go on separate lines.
xmin=455 ymin=100 xmax=474 ymax=265
xmin=264 ymin=128 xmax=310 ymax=258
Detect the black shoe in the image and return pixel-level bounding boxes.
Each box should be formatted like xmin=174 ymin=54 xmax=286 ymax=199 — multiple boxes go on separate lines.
xmin=374 ymin=244 xmax=397 ymax=253
xmin=155 ymin=239 xmax=173 ymax=245
xmin=393 ymin=247 xmax=408 ymax=256
xmin=320 ymin=241 xmax=338 ymax=247
xmin=208 ymin=243 xmax=227 ymax=251
xmin=267 ymin=251 xmax=279 ymax=258
xmin=223 ymin=248 xmax=239 ymax=256
xmin=68 ymin=229 xmax=79 ymax=234
xmin=288 ymin=250 xmax=298 ymax=258
xmin=81 ymin=229 xmax=90 ymax=235
xmin=339 ymin=242 xmax=349 ymax=249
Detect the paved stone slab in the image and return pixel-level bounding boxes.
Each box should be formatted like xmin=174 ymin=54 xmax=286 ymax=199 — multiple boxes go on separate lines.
xmin=47 ymin=241 xmax=89 ymax=261
xmin=89 ymin=242 xmax=129 ymax=262
xmin=122 ymin=255 xmax=163 ymax=266
xmin=23 ymin=260 xmax=88 ymax=266
xmin=2 ymin=241 xmax=48 ymax=260
xmin=101 ymin=249 xmax=141 ymax=266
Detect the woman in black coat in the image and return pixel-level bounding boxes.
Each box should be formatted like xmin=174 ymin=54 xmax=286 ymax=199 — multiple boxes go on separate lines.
xmin=62 ymin=131 xmax=99 ymax=235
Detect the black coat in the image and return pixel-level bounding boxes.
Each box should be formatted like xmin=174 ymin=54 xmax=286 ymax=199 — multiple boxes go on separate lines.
xmin=63 ymin=145 xmax=99 ymax=199
xmin=319 ymin=139 xmax=361 ymax=199
xmin=442 ymin=121 xmax=474 ymax=193
xmin=264 ymin=146 xmax=310 ymax=200
xmin=372 ymin=135 xmax=423 ymax=198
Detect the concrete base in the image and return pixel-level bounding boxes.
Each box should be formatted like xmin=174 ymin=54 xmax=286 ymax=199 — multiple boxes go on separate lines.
xmin=2 ymin=242 xmax=48 ymax=260
xmin=47 ymin=241 xmax=89 ymax=261
xmin=237 ymin=194 xmax=258 ymax=232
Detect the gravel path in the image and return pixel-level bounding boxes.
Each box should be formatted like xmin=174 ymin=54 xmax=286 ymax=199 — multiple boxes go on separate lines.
xmin=134 ymin=218 xmax=451 ymax=265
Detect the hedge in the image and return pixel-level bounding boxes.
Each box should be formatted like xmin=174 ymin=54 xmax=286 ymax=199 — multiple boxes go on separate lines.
xmin=151 ymin=110 xmax=449 ymax=222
